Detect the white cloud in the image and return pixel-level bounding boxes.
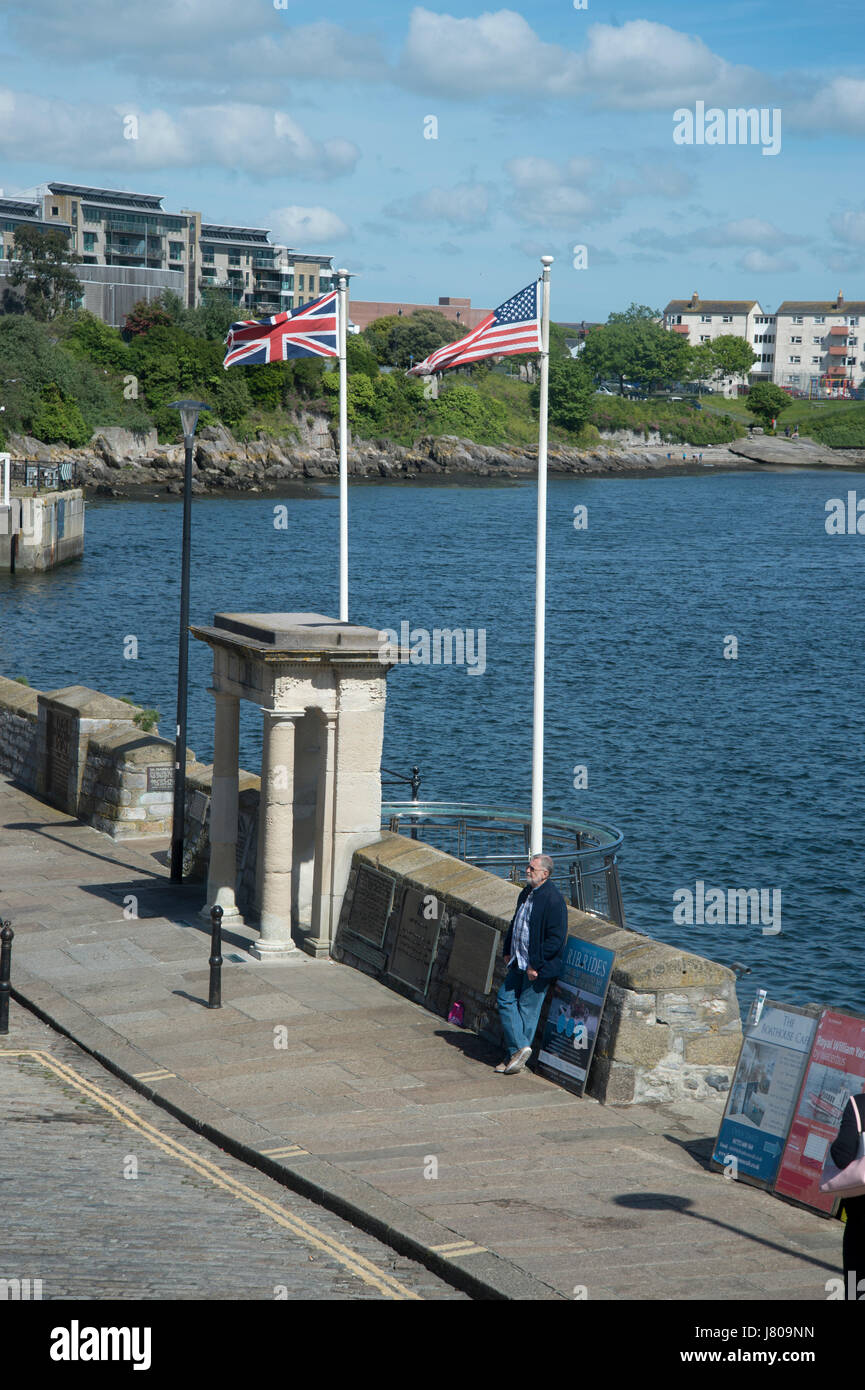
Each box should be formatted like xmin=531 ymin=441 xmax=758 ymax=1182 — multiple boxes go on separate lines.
xmin=738 ymin=249 xmax=799 ymax=273
xmin=400 ymin=10 xmax=764 ymax=110
xmin=268 ymin=206 xmax=350 ymax=245
xmin=0 ymin=88 xmax=359 ymax=178
xmin=792 ymin=77 xmax=865 ymax=135
xmin=384 ymin=182 xmax=491 ymax=227
xmin=830 ymin=210 xmax=865 ymax=246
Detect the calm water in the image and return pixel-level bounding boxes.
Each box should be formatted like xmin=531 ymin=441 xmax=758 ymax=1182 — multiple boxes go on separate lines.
xmin=2 ymin=469 xmax=863 ymax=1016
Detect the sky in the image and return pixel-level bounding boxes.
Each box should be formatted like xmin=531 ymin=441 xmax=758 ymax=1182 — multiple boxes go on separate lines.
xmin=1 ymin=0 xmax=864 ymax=321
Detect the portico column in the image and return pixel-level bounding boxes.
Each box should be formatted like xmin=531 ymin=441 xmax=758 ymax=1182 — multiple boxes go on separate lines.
xmin=306 ymin=711 xmax=338 ymax=957
xmin=203 ymin=690 xmax=242 ymax=923
xmin=251 ymin=708 xmax=304 ymax=960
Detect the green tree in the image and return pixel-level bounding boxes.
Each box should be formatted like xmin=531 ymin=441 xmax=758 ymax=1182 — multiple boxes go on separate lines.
xmin=606 ymin=303 xmax=662 ymax=324
xmin=346 ymin=333 xmax=380 ymax=380
xmin=709 ymin=334 xmax=757 ymax=383
xmin=59 ymin=311 xmax=129 ymax=369
xmin=30 ymin=382 xmax=90 ymax=446
xmin=745 ymin=381 xmax=790 ymax=431
xmin=7 ymin=226 xmax=82 ymax=321
xmin=532 ymin=357 xmax=595 ymax=435
xmin=433 ymin=382 xmax=507 ymax=442
xmin=581 ymin=314 xmax=690 ymax=394
xmin=363 ymin=310 xmax=466 ymax=369
xmin=687 ymin=342 xmax=716 ymax=386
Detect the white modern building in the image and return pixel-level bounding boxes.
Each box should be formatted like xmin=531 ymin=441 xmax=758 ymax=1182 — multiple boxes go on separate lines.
xmin=663 ymin=293 xmax=773 ymax=392
xmin=773 ymin=294 xmax=863 ymax=396
xmin=664 ymin=290 xmax=865 ymax=397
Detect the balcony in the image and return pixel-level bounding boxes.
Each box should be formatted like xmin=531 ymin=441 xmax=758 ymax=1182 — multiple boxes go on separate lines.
xmin=828 ymin=346 xmax=848 ymax=356
xmin=829 ymin=325 xmax=848 ymax=336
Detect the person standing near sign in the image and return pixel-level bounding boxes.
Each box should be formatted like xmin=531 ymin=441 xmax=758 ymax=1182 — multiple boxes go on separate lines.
xmin=830 ymin=1091 xmax=865 ymax=1299
xmin=495 ymin=854 xmax=568 ymax=1074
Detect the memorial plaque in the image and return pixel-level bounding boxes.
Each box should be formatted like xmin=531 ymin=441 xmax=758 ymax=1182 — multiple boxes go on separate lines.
xmin=387 ymin=887 xmax=440 ymax=995
xmin=46 ymin=706 xmax=74 ymax=808
xmin=446 ymin=914 xmax=499 ymax=995
xmin=346 ymin=866 xmax=395 ymax=948
xmin=146 ymin=764 xmax=174 ymax=794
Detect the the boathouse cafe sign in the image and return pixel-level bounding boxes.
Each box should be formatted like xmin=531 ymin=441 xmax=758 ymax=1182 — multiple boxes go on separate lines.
xmin=712 ymin=1000 xmax=819 ymax=1188
xmin=536 ymin=936 xmax=615 ymax=1097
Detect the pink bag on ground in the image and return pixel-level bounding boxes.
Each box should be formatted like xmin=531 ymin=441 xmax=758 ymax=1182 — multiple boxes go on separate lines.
xmin=820 ymin=1096 xmax=865 ymax=1198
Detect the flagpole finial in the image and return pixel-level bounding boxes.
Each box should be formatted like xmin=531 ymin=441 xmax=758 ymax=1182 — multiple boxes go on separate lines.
xmin=541 ymin=255 xmax=554 ymax=267
xmin=337 ymin=268 xmax=350 ymax=278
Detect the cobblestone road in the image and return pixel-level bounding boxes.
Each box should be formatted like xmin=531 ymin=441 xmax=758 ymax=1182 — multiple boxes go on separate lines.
xmin=1 ymin=1010 xmax=466 ymax=1301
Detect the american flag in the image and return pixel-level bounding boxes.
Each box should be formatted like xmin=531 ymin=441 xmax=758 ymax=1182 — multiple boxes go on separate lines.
xmin=409 ymin=281 xmax=541 ymax=375
xmin=223 ymin=290 xmax=339 ymax=369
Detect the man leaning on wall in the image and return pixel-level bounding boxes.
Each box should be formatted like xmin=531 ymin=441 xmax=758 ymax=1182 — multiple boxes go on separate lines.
xmin=495 ymin=853 xmax=568 ymax=1074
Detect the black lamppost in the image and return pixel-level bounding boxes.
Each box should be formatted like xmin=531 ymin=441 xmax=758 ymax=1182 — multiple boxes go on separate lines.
xmin=169 ymin=399 xmax=209 ymax=883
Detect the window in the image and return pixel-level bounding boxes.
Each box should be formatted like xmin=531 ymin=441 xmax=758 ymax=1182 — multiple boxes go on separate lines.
xmin=298 ymin=274 xmax=305 ymax=290
xmin=722 ymin=315 xmax=733 ymax=323
xmin=812 ymin=337 xmax=823 ymax=344
xmin=169 ymin=242 xmax=183 ymax=260
xmin=813 ymin=315 xmax=825 ymax=324
xmin=791 ymin=336 xmax=802 ymax=343
xmin=83 ymin=232 xmax=96 ymax=252
xmin=849 ymin=337 xmax=858 ymax=346
xmin=847 ymin=357 xmax=857 ymax=366
xmin=700 ymin=335 xmax=710 ymax=342
xmin=700 ymin=314 xmax=712 ymax=322
xmin=51 ymin=206 xmax=59 ymax=216
xmin=202 ymin=248 xmax=214 ymax=264
xmin=228 ymin=254 xmax=240 ymax=267
xmin=811 ymin=357 xmax=821 ymax=365
xmin=308 ymin=279 xmax=316 ymax=296
xmin=789 ymin=355 xmax=801 ymax=363
xmin=792 ymin=315 xmax=803 ymax=324
xmin=847 ymin=317 xmax=859 ymax=327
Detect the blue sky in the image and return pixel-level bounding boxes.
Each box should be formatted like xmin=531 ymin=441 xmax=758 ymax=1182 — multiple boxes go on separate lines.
xmin=1 ymin=0 xmax=863 ymax=320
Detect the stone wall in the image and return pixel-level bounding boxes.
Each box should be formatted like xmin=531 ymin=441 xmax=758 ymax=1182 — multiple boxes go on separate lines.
xmin=0 ymin=491 xmax=85 ymax=571
xmin=0 ymin=676 xmax=214 ymax=845
xmin=0 ymin=676 xmax=40 ymax=785
xmin=334 ymin=833 xmax=742 ymax=1107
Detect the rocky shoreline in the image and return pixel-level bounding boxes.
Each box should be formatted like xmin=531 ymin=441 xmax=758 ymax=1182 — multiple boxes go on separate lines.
xmin=7 ymin=419 xmax=864 ymax=499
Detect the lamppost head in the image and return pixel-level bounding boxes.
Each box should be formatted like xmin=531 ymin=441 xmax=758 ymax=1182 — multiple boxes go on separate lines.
xmin=169 ymin=399 xmax=210 ymax=444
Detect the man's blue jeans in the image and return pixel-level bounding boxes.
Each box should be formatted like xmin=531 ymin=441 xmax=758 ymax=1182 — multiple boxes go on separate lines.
xmin=497 ymin=962 xmax=549 ymax=1056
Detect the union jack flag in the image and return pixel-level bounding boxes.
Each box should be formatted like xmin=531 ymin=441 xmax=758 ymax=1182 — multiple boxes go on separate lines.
xmin=409 ymin=281 xmax=541 ymax=375
xmin=223 ymin=290 xmax=339 ymax=369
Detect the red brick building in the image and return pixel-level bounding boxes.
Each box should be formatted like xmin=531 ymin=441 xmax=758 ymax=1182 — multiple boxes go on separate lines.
xmin=349 ymin=295 xmax=489 ymax=332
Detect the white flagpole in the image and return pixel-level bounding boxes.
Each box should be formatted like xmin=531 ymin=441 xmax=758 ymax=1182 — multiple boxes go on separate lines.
xmin=337 ymin=268 xmax=349 ymax=622
xmin=531 ymin=256 xmax=553 ymax=856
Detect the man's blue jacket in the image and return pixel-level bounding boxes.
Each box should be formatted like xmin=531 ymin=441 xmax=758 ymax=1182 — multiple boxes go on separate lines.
xmin=503 ymin=878 xmax=569 ymax=981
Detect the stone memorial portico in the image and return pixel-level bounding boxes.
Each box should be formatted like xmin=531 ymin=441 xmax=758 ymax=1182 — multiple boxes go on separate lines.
xmin=190 ymin=612 xmax=396 ymax=961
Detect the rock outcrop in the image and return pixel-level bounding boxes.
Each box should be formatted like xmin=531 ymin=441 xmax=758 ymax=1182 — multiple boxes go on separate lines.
xmin=8 ymin=414 xmax=852 ymax=498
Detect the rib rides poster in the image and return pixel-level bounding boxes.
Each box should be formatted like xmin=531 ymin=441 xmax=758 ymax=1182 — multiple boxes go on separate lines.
xmin=712 ymin=1000 xmax=819 ymax=1187
xmin=536 ymin=937 xmax=615 ymax=1097
xmin=773 ymin=1009 xmax=865 ymax=1213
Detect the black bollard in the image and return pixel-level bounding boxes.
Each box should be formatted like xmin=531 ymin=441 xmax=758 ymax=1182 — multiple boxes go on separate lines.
xmin=207 ymin=905 xmax=223 ymax=1009
xmin=0 ymin=920 xmax=14 ymax=1034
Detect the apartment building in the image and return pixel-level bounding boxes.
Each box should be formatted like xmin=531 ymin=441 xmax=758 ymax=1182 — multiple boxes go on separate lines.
xmin=665 ymin=290 xmax=865 ymax=396
xmin=663 ymin=293 xmax=773 ymax=390
xmin=198 ymin=225 xmax=334 ymax=317
xmin=773 ymin=293 xmax=864 ymax=395
xmin=0 ymin=180 xmax=334 ymax=327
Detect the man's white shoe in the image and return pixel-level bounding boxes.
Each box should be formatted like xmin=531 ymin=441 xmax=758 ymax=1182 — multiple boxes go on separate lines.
xmin=503 ymin=1046 xmax=532 ymax=1074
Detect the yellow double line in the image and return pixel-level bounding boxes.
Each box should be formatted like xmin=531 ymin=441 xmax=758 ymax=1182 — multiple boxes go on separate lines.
xmin=2 ymin=1050 xmax=420 ymax=1301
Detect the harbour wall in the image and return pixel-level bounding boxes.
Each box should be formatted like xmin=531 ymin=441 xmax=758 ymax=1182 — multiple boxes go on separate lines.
xmin=0 ymin=490 xmax=85 ymax=571
xmin=0 ymin=673 xmax=742 ymax=1105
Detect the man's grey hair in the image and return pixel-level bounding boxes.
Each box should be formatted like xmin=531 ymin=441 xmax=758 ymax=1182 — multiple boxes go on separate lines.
xmin=532 ymin=854 xmax=554 ymax=876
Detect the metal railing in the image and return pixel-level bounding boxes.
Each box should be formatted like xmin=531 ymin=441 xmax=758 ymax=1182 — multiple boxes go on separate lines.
xmin=9 ymin=461 xmax=79 ymax=492
xmin=381 ymin=800 xmax=626 ymax=927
